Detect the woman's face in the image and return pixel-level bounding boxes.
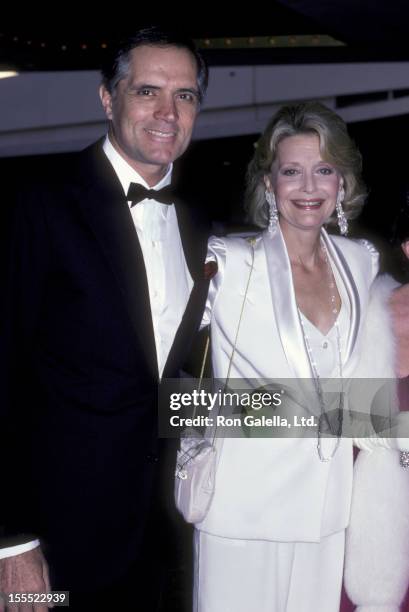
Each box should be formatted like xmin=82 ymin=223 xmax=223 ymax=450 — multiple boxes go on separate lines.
xmin=402 ymin=240 xmax=409 ymax=260
xmin=267 ymin=133 xmax=342 ymax=234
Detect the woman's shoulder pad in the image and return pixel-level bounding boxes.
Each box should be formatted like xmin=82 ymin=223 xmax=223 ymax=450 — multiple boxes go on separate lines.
xmin=224 ymin=231 xmax=263 ymax=246
xmin=355 ymin=238 xmax=379 ymax=257
xmin=330 ymin=234 xmax=378 ymax=257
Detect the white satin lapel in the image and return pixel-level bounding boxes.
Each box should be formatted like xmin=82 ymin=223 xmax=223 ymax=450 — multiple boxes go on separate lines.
xmin=321 ymin=229 xmax=360 ymax=364
xmin=262 ymin=227 xmax=313 ymax=379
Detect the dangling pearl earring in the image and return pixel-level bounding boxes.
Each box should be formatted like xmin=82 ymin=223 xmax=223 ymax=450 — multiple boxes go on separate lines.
xmin=265 ymin=189 xmax=278 ymax=234
xmin=336 ymin=185 xmax=348 ymax=236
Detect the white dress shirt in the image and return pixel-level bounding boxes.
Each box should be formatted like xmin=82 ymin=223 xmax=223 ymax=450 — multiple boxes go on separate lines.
xmin=103 ymin=136 xmax=193 ymax=376
xmin=2 ymin=135 xmax=193 ymax=559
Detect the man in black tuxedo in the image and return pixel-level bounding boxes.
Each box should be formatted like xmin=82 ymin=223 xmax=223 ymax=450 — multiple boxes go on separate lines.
xmin=0 ymin=27 xmax=209 ymax=611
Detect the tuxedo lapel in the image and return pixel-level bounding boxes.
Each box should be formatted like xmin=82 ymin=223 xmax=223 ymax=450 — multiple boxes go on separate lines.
xmin=173 ymin=200 xmax=203 ymax=281
xmin=162 ymin=277 xmax=209 ymax=379
xmin=162 ymin=200 xmax=209 ymax=379
xmin=74 ymin=142 xmax=158 ymax=378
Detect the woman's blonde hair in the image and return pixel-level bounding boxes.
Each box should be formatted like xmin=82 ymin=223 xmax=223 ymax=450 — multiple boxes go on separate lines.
xmin=245 ymin=101 xmax=367 ymax=228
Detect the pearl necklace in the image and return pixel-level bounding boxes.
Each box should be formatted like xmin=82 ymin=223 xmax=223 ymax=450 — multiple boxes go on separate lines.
xmin=298 ymin=241 xmax=344 ymax=462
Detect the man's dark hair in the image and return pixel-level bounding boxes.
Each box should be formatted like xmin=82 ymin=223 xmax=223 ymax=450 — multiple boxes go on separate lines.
xmin=101 ymin=26 xmax=209 ymax=104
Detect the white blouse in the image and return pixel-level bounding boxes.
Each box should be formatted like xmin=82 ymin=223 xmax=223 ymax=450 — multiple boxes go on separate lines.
xmin=299 ymin=256 xmax=351 ymax=379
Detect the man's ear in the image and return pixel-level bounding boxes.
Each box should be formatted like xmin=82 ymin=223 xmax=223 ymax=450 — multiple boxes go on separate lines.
xmin=99 ymin=85 xmax=113 ymax=120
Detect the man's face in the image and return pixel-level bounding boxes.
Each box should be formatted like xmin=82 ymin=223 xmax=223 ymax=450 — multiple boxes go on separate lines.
xmin=100 ymin=44 xmax=200 ymax=184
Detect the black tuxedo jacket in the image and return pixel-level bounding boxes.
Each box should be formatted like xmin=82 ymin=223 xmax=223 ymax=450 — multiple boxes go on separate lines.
xmin=0 ymin=140 xmax=209 ymax=590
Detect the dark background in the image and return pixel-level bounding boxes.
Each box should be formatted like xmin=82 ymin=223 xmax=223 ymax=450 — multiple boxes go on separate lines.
xmin=2 ymin=2 xmax=409 ymax=260
xmin=1 ymin=4 xmax=409 ymax=611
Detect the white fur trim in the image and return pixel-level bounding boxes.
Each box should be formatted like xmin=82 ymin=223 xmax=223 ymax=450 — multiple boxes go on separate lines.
xmin=345 ymin=449 xmax=409 ymax=608
xmin=350 ymin=274 xmax=400 ymax=448
xmin=353 ymin=274 xmax=398 ymax=380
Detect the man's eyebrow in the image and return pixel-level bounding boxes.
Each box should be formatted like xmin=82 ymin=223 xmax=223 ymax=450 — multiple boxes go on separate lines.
xmin=126 ymin=83 xmax=200 ymax=98
xmin=127 ymin=83 xmax=161 ymax=92
xmin=177 ymin=87 xmax=200 ymax=98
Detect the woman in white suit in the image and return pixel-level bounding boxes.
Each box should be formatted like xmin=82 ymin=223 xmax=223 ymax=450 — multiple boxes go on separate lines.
xmin=193 ymin=102 xmax=409 ymax=612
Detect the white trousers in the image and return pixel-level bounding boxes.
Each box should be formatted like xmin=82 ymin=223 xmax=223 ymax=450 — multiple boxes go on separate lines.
xmin=193 ymin=529 xmax=345 ymax=612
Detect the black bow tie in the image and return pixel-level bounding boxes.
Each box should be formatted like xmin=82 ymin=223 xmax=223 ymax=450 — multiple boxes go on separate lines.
xmin=126 ymin=182 xmax=175 ymax=207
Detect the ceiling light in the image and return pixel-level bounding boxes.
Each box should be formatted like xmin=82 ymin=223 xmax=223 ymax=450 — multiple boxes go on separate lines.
xmin=0 ymin=71 xmax=18 ymax=79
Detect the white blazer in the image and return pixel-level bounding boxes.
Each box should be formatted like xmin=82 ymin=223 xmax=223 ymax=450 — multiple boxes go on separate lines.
xmin=197 ymin=225 xmax=379 ymax=542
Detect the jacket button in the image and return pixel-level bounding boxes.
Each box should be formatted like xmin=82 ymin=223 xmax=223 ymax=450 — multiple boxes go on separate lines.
xmin=146 ymin=454 xmax=159 ymax=463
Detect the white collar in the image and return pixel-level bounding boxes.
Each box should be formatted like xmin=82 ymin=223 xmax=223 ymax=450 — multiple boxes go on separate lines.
xmin=102 ymin=135 xmax=173 ymax=196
